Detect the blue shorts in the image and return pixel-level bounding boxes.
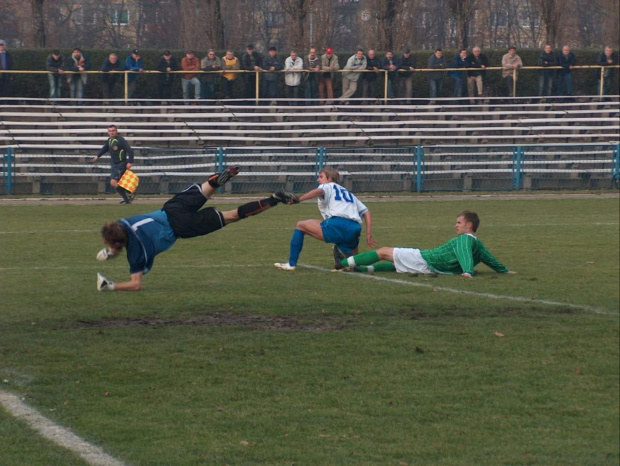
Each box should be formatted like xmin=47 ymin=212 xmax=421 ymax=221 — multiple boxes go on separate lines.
xmin=320 ymin=217 xmax=362 ymax=254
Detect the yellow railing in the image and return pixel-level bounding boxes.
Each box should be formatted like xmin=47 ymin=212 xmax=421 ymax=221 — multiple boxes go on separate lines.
xmin=0 ymin=65 xmax=618 ymax=105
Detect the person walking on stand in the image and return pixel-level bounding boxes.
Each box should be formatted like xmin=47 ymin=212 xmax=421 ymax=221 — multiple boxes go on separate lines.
xmin=334 ymin=210 xmax=516 ymax=278
xmin=96 ymin=167 xmax=299 ymax=291
xmin=46 ymin=49 xmax=64 ymax=104
xmin=274 ymin=167 xmax=375 ymax=271
xmin=92 ymin=125 xmax=135 ymax=204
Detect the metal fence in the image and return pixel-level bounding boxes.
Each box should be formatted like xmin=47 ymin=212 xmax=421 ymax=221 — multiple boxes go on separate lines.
xmin=1 ymin=64 xmax=619 ymax=104
xmin=2 ymin=143 xmax=618 ymax=195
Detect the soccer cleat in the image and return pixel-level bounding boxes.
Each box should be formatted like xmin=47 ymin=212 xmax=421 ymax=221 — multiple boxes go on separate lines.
xmin=332 ymin=245 xmax=346 ymax=270
xmin=274 ymin=262 xmax=296 ymax=271
xmin=97 ymin=272 xmax=115 ymax=291
xmin=272 ymin=188 xmax=300 ymax=205
xmin=208 ymin=166 xmax=240 ymax=187
xmin=331 ymin=265 xmax=362 ymax=273
xmin=127 ymin=192 xmax=135 ymax=203
xmin=119 ymin=199 xmax=128 ymax=204
xmin=96 ymin=248 xmax=117 ymax=261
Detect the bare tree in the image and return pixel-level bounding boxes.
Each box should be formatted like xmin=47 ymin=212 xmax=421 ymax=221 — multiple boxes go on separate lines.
xmin=446 ymin=0 xmax=478 ymax=48
xmin=535 ymin=0 xmax=563 ymax=46
xmin=281 ymin=0 xmax=313 ymax=50
xmin=32 ymin=0 xmax=47 ymax=47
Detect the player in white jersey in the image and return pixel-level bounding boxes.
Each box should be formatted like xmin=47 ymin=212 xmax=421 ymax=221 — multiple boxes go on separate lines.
xmin=274 ymin=167 xmax=375 ymax=271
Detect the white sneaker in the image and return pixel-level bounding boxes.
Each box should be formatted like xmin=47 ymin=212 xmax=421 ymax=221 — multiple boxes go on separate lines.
xmin=274 ymin=262 xmax=296 ymax=271
xmin=97 ymin=272 xmax=115 ymax=291
xmin=96 ymin=248 xmax=117 ymax=261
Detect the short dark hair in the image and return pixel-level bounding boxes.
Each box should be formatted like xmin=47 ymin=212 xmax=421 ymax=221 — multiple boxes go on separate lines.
xmin=458 ymin=211 xmax=480 ymax=232
xmin=101 ymin=222 xmax=128 ymax=250
xmin=108 ymin=124 xmax=118 ymax=131
xmin=435 ymin=48 xmax=443 ymax=52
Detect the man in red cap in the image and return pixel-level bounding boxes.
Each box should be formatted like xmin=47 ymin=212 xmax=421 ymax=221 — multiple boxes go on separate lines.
xmin=319 ymin=47 xmax=340 ymax=104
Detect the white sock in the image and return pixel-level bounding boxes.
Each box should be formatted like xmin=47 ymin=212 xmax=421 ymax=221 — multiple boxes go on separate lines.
xmin=347 ymin=257 xmax=356 ymax=267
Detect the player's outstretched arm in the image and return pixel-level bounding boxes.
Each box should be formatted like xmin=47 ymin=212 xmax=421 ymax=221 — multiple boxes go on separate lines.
xmin=97 ymin=272 xmax=143 ymax=291
xmin=299 ymin=187 xmax=324 ymax=202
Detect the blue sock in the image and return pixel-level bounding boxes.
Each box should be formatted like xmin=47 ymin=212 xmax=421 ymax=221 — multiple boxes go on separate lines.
xmin=288 ymin=229 xmax=305 ymax=266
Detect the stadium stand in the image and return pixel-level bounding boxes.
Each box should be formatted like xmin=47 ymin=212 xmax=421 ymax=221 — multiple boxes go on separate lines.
xmin=1 ymin=97 xmax=619 ymax=194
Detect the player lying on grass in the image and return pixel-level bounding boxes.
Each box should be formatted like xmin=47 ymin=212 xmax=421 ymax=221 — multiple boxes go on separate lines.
xmin=274 ymin=167 xmax=375 ymax=271
xmin=96 ymin=167 xmax=299 ymax=291
xmin=334 ymin=210 xmax=516 ymax=278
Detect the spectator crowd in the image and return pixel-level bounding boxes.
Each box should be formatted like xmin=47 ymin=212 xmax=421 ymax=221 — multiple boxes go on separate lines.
xmin=0 ymin=39 xmax=618 ymax=105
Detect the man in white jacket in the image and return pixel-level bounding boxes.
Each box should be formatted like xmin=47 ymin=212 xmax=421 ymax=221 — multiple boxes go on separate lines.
xmin=340 ymin=49 xmax=367 ymax=103
xmin=284 ymin=50 xmax=304 ymax=105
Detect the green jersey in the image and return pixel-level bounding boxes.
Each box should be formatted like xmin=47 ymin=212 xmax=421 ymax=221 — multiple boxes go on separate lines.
xmin=420 ymin=234 xmax=509 ymax=275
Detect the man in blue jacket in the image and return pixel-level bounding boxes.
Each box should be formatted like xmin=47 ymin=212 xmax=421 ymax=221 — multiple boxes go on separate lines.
xmin=125 ymin=49 xmax=144 ymax=99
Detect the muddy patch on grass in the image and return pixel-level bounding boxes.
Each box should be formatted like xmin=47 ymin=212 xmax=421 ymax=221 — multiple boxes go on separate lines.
xmin=71 ymin=313 xmax=346 ymax=331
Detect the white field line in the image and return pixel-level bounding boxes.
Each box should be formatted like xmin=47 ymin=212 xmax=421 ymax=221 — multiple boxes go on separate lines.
xmin=0 ymin=390 xmax=125 ymax=466
xmin=301 ymin=264 xmax=616 ymax=316
xmin=0 ymin=222 xmax=617 ymax=235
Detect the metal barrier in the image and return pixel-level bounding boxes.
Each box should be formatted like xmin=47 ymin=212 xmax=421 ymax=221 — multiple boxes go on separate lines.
xmin=1 ymin=64 xmax=618 ymax=104
xmin=1 ymin=143 xmax=618 ymax=195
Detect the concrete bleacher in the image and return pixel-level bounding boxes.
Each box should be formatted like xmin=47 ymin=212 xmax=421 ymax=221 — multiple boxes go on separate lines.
xmin=1 ymin=97 xmax=619 ymax=194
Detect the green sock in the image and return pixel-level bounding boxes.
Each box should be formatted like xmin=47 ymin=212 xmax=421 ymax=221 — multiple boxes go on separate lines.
xmin=341 ymin=250 xmax=379 ymax=268
xmin=373 ymin=262 xmax=396 ymax=272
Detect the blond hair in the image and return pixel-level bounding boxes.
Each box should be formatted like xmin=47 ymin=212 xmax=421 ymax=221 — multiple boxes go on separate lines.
xmin=320 ymin=167 xmax=340 ymax=183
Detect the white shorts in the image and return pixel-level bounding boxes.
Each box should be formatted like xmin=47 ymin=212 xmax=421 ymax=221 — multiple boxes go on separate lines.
xmin=392 ymin=248 xmax=435 ymax=275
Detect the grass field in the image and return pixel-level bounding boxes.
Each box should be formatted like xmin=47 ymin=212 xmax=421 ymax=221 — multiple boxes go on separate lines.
xmin=0 ymin=195 xmax=618 ymax=465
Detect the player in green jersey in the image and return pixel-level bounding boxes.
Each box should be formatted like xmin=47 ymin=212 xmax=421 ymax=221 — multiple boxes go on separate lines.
xmin=334 ymin=210 xmax=516 ymax=278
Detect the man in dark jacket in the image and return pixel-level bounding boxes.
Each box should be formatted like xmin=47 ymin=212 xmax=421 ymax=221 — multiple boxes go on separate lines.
xmin=448 ymin=49 xmax=468 ymax=98
xmin=100 ymin=53 xmax=125 ymax=103
xmin=398 ymin=48 xmax=416 ymax=103
xmin=92 ymin=125 xmax=135 ymax=204
xmin=596 ymin=46 xmax=618 ymax=96
xmin=46 ymin=49 xmax=65 ymax=104
xmin=156 ymin=50 xmax=180 ymax=102
xmin=381 ymin=51 xmax=400 ymax=99
xmin=427 ymin=49 xmax=446 ymax=101
xmin=537 ymin=43 xmax=557 ymax=97
xmin=261 ymin=46 xmax=283 ymax=102
xmin=241 ymin=44 xmax=263 ymax=100
xmin=556 ymin=45 xmax=576 ymax=101
xmin=467 ymin=46 xmax=488 ymax=99
xmin=362 ymin=49 xmax=381 ymax=103
xmin=0 ymin=40 xmax=14 ymax=104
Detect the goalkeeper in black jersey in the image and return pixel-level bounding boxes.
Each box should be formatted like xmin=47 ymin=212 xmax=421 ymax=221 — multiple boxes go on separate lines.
xmin=335 ymin=210 xmax=516 ymax=278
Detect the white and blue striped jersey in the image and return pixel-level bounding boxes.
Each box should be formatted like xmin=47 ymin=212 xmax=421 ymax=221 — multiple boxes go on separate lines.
xmin=317 ymin=182 xmax=368 ymax=225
